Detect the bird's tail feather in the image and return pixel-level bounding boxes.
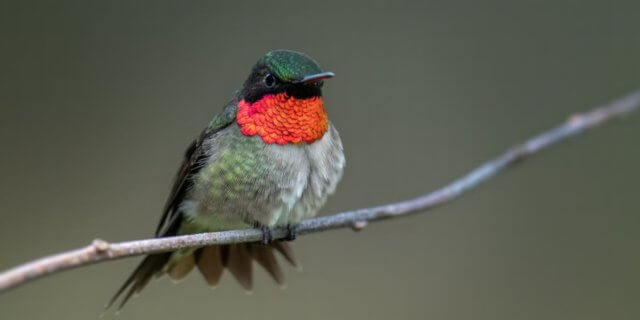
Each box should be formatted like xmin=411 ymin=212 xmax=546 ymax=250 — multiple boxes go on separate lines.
xmin=107 ymin=241 xmax=299 ymax=311
xmin=194 ymin=242 xmax=299 ymax=290
xmin=105 ymin=252 xmax=172 ymax=311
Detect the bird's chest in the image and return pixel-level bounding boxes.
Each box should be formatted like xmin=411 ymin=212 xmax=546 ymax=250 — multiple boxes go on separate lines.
xmin=188 ymin=125 xmax=344 ymax=229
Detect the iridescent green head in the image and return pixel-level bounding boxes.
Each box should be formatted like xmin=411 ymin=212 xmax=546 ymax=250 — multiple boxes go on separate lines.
xmin=240 ymin=50 xmax=334 ymax=103
xmin=261 ymin=50 xmax=324 ymax=82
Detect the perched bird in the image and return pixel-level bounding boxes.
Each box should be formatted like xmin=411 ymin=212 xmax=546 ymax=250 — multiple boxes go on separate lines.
xmin=107 ymin=50 xmax=345 ymax=310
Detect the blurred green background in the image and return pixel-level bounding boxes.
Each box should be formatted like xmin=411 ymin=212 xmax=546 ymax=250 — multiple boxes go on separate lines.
xmin=1 ymin=1 xmax=639 ymax=319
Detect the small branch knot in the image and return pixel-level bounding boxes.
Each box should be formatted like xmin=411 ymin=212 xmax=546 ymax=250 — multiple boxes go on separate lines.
xmin=92 ymin=239 xmax=110 ymax=252
xmin=351 ymin=221 xmax=368 ymax=232
xmin=513 ymin=144 xmax=529 ymax=161
xmin=568 ymin=113 xmax=586 ymax=127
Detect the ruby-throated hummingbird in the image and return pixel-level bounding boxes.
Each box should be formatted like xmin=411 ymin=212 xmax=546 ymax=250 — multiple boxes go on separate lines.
xmin=107 ymin=50 xmax=345 ymax=310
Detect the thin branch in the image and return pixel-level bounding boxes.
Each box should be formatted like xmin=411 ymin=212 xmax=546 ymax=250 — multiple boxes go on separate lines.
xmin=1 ymin=89 xmax=640 ymax=294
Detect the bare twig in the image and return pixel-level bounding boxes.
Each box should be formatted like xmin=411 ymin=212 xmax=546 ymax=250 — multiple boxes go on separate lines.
xmin=1 ymin=89 xmax=639 ymax=293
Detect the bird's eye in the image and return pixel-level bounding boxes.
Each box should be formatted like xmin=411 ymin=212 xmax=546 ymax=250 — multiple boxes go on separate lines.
xmin=264 ymin=73 xmax=276 ymax=88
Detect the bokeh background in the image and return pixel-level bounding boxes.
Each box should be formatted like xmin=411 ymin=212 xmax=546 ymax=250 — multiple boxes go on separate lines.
xmin=1 ymin=1 xmax=639 ymax=319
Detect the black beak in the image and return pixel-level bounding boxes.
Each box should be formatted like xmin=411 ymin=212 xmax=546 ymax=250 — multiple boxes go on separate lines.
xmin=294 ymin=72 xmax=335 ymax=84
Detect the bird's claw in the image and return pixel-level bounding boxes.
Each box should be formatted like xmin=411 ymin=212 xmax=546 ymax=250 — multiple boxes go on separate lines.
xmin=260 ymin=226 xmax=273 ymax=245
xmin=285 ymin=225 xmax=297 ymax=241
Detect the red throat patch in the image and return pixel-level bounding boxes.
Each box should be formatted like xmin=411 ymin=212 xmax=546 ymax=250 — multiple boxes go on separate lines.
xmin=236 ymin=93 xmax=329 ymax=144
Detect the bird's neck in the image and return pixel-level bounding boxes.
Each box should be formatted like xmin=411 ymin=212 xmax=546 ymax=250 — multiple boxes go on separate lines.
xmin=236 ymin=92 xmax=329 ymax=145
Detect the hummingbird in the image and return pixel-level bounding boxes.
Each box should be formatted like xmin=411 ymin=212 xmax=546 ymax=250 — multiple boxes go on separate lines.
xmin=107 ymin=50 xmax=345 ymax=310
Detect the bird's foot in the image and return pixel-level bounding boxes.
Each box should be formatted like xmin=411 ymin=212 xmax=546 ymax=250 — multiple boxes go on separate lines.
xmin=260 ymin=226 xmax=273 ymax=245
xmin=285 ymin=224 xmax=298 ymax=242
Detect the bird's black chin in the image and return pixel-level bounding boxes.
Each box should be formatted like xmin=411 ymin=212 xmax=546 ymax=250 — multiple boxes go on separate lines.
xmin=284 ymin=83 xmax=322 ymax=100
xmin=242 ymin=84 xmax=322 ymax=104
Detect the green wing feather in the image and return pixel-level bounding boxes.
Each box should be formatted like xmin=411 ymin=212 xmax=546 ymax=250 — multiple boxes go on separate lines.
xmin=106 ymin=100 xmax=237 ymax=311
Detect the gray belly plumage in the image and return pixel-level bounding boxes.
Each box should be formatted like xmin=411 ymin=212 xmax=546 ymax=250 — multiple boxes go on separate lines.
xmin=183 ymin=124 xmax=344 ymax=231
